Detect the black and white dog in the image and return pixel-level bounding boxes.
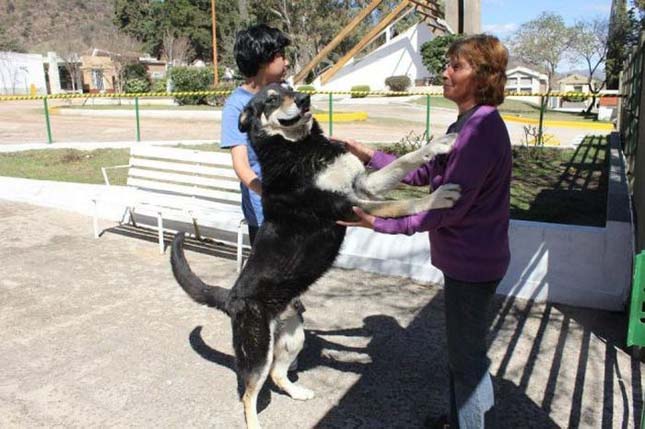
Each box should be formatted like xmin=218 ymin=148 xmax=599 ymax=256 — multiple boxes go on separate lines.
xmin=170 ymin=83 xmax=459 ymax=429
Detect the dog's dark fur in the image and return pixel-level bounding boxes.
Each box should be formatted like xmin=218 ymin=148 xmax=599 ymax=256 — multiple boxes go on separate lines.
xmin=170 ymin=83 xmax=459 ymax=429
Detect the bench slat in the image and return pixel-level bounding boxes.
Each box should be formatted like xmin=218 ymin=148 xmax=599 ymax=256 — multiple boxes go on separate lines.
xmin=127 ymin=177 xmax=242 ymax=204
xmin=130 ymin=145 xmax=232 ymax=165
xmin=130 ymin=158 xmax=238 ymax=179
xmin=128 ymin=168 xmax=241 ymax=191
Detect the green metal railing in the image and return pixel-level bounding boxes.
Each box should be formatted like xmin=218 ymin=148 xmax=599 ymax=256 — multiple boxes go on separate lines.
xmin=0 ymin=89 xmax=615 ymax=144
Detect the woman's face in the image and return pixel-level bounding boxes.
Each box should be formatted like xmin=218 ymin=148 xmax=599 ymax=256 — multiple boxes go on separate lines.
xmin=442 ymin=56 xmax=478 ymax=108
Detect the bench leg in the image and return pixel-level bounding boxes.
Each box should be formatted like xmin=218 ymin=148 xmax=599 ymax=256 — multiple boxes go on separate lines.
xmin=92 ymin=199 xmax=100 ymax=239
xmin=191 ymin=217 xmax=203 ymax=241
xmin=157 ymin=212 xmax=164 ymax=254
xmin=129 ymin=207 xmax=138 ymax=227
xmin=237 ymin=220 xmax=246 ymax=272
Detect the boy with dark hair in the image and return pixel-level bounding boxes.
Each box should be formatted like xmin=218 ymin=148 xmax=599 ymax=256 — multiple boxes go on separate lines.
xmin=220 ymin=24 xmax=291 ymax=244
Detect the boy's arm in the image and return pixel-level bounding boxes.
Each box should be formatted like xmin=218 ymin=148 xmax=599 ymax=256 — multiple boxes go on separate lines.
xmin=221 ymin=95 xmax=262 ymax=195
xmin=230 ymin=145 xmax=262 ymax=195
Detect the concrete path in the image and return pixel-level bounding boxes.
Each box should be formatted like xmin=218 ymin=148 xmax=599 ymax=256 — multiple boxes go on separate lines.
xmin=0 ymin=200 xmax=642 ymax=428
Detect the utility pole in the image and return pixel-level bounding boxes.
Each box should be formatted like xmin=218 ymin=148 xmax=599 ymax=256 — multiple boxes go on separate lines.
xmin=211 ymin=0 xmax=219 ymax=85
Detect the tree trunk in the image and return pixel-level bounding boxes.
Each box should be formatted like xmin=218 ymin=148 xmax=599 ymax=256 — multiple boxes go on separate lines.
xmin=239 ymin=0 xmax=249 ymax=21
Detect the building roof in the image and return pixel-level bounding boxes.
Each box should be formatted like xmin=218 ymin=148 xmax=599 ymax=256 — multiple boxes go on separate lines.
xmin=506 ymin=66 xmax=548 ymax=81
xmin=557 ymin=73 xmax=599 ymax=85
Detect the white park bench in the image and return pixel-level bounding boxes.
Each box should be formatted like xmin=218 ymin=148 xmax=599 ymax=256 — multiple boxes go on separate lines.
xmin=92 ymin=144 xmax=250 ymax=271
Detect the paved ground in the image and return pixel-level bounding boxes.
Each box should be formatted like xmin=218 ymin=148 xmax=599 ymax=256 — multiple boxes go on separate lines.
xmin=0 ymin=97 xmax=587 ymax=147
xmin=0 ymin=200 xmax=642 ymax=428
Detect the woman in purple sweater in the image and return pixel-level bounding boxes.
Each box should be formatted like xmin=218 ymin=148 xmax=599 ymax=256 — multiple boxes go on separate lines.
xmin=339 ymin=35 xmax=511 ymax=428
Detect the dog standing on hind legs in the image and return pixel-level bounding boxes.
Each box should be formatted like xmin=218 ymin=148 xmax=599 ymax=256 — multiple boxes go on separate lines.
xmin=170 ymin=82 xmax=460 ymax=429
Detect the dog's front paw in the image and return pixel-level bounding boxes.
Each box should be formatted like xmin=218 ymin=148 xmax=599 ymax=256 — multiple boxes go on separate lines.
xmin=431 ymin=183 xmax=461 ymax=208
xmin=289 ymin=385 xmax=315 ymax=401
xmin=423 ymin=133 xmax=458 ymax=160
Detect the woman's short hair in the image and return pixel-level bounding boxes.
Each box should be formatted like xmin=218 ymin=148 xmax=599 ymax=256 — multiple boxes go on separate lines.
xmin=234 ymin=24 xmax=291 ymax=78
xmin=447 ymin=34 xmax=508 ymax=106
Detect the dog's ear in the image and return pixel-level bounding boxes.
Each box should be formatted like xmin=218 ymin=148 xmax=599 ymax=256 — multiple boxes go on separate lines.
xmin=238 ymin=104 xmax=256 ymax=133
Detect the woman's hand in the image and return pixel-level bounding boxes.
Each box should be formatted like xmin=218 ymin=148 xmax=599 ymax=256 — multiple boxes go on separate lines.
xmin=330 ymin=136 xmax=375 ymax=164
xmin=336 ymin=207 xmax=376 ymax=229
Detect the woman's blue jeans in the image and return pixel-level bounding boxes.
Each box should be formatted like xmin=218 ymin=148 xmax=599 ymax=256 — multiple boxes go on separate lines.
xmin=443 ymin=275 xmax=499 ymax=428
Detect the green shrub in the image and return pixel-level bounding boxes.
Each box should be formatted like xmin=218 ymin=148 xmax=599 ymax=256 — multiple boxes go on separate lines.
xmin=350 ymin=85 xmax=370 ymax=98
xmin=385 ymin=75 xmax=411 ymax=92
xmin=151 ymin=78 xmax=168 ymax=93
xmin=124 ymin=78 xmax=151 ymax=93
xmin=380 ymin=130 xmax=428 ymax=156
xmin=296 ymin=85 xmax=316 ymax=93
xmin=562 ymin=94 xmax=588 ymax=103
xmin=124 ymin=63 xmax=148 ymax=81
xmin=169 ymin=66 xmax=214 ymax=105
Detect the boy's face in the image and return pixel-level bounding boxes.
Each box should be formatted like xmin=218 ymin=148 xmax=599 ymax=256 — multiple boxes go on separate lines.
xmin=259 ymin=51 xmax=289 ymax=84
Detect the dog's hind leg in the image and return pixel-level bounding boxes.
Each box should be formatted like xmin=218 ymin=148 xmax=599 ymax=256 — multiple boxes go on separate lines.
xmin=234 ymin=311 xmax=274 ymax=429
xmin=354 ymin=133 xmax=458 ymax=197
xmin=241 ymin=360 xmax=272 ymax=429
xmin=270 ymin=311 xmax=314 ymax=401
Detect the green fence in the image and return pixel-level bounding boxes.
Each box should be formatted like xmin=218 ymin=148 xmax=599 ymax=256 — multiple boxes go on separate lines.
xmin=620 ymin=36 xmax=645 ymax=254
xmin=0 ymin=89 xmax=618 ymax=145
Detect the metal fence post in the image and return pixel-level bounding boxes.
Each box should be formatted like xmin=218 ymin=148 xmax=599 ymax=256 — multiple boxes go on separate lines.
xmin=135 ymin=96 xmax=141 ymax=142
xmin=43 ymin=96 xmax=53 ymax=144
xmin=425 ymin=94 xmax=431 ymax=140
xmin=537 ymin=95 xmax=546 ymax=146
xmin=328 ymin=93 xmax=333 ymax=136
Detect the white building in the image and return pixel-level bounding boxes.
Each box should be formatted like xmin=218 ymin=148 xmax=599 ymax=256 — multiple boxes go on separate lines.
xmin=505 ymin=66 xmax=548 ymax=94
xmin=318 ymin=22 xmax=435 ymax=92
xmin=0 ymin=51 xmax=48 ymax=95
xmin=556 ymin=73 xmax=601 ymax=93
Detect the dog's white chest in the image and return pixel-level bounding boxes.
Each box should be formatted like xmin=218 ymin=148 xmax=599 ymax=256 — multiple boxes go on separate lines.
xmin=314 ymin=153 xmax=365 ymax=195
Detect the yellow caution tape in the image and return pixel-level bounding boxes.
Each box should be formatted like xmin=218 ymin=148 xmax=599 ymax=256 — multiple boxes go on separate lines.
xmin=0 ymin=90 xmax=620 ymax=102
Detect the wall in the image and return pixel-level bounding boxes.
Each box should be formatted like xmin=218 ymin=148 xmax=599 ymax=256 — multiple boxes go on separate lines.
xmin=0 ymin=51 xmax=47 ymax=95
xmin=319 ymin=23 xmax=434 ymax=91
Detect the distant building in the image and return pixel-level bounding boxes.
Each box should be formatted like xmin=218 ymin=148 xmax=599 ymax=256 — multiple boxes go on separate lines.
xmin=139 ymin=56 xmax=166 ymax=80
xmin=556 ymin=73 xmax=601 ymax=93
xmin=505 ymin=66 xmax=548 ymax=94
xmin=80 ymin=49 xmax=118 ymax=93
xmin=0 ymin=51 xmax=47 ymax=95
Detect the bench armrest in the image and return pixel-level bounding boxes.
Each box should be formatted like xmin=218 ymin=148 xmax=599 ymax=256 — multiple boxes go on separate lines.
xmin=101 ymin=164 xmax=130 ymax=186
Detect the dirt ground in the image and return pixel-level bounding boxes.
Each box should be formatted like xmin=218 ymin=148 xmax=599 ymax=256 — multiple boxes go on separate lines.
xmin=0 ymin=97 xmax=585 ymax=146
xmin=0 ymin=199 xmax=643 ymax=428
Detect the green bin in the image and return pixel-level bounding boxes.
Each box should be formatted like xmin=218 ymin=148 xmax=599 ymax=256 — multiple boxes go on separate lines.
xmin=627 ymin=251 xmax=645 ymax=346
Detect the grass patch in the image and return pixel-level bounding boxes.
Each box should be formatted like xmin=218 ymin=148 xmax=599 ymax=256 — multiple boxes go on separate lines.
xmin=412 ymin=96 xmax=610 ymax=123
xmin=0 ymin=149 xmax=130 ymax=184
xmin=0 ymin=136 xmax=609 ymax=226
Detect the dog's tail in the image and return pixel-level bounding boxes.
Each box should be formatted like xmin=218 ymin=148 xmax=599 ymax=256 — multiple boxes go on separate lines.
xmin=170 ymin=232 xmax=231 ymax=316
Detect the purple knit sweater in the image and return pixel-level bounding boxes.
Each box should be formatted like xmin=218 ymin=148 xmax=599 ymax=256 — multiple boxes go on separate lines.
xmin=369 ymin=105 xmax=511 ymax=282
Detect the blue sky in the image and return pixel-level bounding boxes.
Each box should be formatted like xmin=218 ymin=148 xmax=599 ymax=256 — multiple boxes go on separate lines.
xmin=481 ymin=0 xmax=612 ymax=38
xmin=481 ymin=0 xmax=612 ymax=71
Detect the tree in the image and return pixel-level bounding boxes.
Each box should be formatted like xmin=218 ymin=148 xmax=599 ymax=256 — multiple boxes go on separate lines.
xmin=420 ymin=34 xmax=463 ymax=84
xmin=569 ymin=18 xmax=609 ymax=114
xmin=162 ymin=30 xmax=194 ymax=66
xmin=114 ymin=0 xmax=241 ymax=67
xmin=606 ymin=0 xmax=644 ymax=89
xmin=508 ymin=12 xmax=573 ymax=92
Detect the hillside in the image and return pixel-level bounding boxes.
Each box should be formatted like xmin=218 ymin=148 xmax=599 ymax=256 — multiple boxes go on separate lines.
xmin=0 ymin=0 xmax=116 ymax=53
